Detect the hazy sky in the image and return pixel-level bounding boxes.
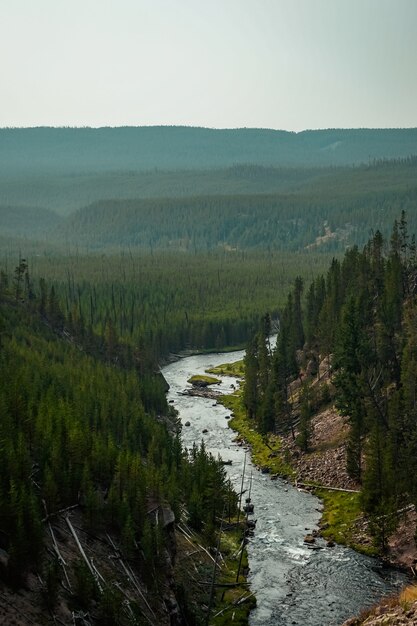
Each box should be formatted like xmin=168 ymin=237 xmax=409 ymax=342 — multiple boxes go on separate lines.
xmin=1 ymin=0 xmax=416 ymax=130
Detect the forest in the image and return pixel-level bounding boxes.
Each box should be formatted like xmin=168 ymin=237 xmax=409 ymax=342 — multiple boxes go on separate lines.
xmin=1 ymin=126 xmax=417 ymax=623
xmin=243 ymin=212 xmax=417 ymax=550
xmin=2 ymin=127 xmax=417 ymax=176
xmin=0 ymin=266 xmax=241 ymax=624
xmin=22 ymin=250 xmax=332 ymax=360
xmin=1 ymin=156 xmax=416 ymax=254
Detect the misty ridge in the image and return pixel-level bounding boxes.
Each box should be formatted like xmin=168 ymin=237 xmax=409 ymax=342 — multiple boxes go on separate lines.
xmin=0 ymin=126 xmax=416 ymax=254
xmin=1 ymin=126 xmax=417 ymax=173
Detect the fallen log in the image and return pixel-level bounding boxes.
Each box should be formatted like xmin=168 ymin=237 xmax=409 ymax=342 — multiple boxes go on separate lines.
xmin=297 ymin=482 xmax=360 ymax=494
xmin=65 ymin=516 xmax=103 ymax=593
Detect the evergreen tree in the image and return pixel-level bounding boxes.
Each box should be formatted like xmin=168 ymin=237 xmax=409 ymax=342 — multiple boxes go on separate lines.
xmin=333 ymin=296 xmax=369 ymax=481
xmin=243 ymin=335 xmax=258 ymax=420
xmin=296 ymin=383 xmax=314 ymax=452
xmin=361 ymin=413 xmax=398 ymax=552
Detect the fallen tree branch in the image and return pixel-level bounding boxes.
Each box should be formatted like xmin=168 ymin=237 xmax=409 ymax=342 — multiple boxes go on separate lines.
xmin=42 ymin=503 xmax=79 ymax=523
xmin=298 ymin=482 xmax=360 ymax=493
xmin=65 ymin=516 xmax=103 ymax=593
xmin=105 ymin=533 xmax=156 ymax=624
xmin=42 ymin=499 xmax=72 ymax=590
xmin=211 ymin=591 xmax=255 ymax=619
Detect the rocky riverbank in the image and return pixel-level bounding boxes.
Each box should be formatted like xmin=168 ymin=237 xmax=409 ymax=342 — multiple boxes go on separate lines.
xmin=342 ymin=590 xmax=417 ymax=626
xmin=224 ymin=409 xmax=417 ymax=625
xmin=279 ymin=399 xmax=417 ymax=571
xmin=218 ymin=359 xmax=417 ymax=625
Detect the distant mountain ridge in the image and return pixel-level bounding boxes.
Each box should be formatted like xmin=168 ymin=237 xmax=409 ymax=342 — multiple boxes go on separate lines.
xmin=2 ymin=157 xmax=416 ymax=253
xmin=1 ymin=126 xmax=417 ymax=173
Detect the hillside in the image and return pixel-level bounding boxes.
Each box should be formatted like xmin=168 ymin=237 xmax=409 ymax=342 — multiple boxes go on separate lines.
xmin=0 ymin=164 xmax=334 ymax=215
xmin=1 ymin=127 xmax=417 ymax=175
xmin=54 ymin=159 xmax=417 ymax=252
xmin=1 ymin=157 xmax=416 ymax=254
xmin=0 ymin=271 xmax=252 ymax=625
xmin=222 ymin=214 xmax=417 ymax=622
xmin=0 ymin=127 xmax=416 ymax=219
xmin=0 ymin=205 xmax=63 ymax=237
xmin=1 ymin=126 xmax=416 ymax=218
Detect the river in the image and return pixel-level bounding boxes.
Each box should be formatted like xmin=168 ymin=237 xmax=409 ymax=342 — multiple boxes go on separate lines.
xmin=161 ymin=348 xmax=406 ymax=626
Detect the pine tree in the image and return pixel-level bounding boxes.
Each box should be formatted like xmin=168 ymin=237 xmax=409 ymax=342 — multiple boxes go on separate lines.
xmin=243 ymin=335 xmax=258 ymax=420
xmin=292 ymin=276 xmax=305 ymax=350
xmin=361 ymin=413 xmax=398 ymax=553
xmin=296 ymin=383 xmax=313 ymax=452
xmin=13 ymin=258 xmax=28 ymax=302
xmin=334 ymin=296 xmax=369 ymax=481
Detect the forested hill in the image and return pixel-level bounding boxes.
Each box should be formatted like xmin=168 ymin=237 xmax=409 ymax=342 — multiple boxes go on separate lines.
xmin=0 ymin=269 xmax=242 ymax=624
xmin=1 ymin=126 xmax=417 ymax=174
xmin=244 ymin=212 xmax=417 ymax=551
xmin=1 ymin=157 xmax=415 ymax=253
xmin=50 ymin=157 xmax=416 ymax=252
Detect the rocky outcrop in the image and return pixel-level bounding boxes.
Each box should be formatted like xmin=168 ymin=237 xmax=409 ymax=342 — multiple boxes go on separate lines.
xmin=179 ymin=387 xmax=221 ymax=400
xmin=281 ymin=406 xmax=360 ymax=491
xmin=342 ymin=600 xmax=417 ymax=625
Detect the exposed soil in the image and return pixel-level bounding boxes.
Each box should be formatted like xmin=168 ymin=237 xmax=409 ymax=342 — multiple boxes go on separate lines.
xmin=282 ymin=405 xmax=360 ymax=491
xmin=0 ymin=507 xmax=194 ymax=626
xmin=283 ymin=368 xmax=417 ymax=625
xmin=283 ymin=360 xmax=417 ymax=573
xmin=342 ymin=599 xmax=417 ymax=626
xmin=387 ymin=510 xmax=417 ymax=570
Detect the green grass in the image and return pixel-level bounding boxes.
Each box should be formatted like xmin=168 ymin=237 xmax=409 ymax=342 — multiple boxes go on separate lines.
xmin=206 ymin=360 xmax=245 ymax=377
xmin=220 ymin=391 xmax=294 ymax=478
xmin=210 ymin=361 xmax=294 ymax=476
xmin=314 ymin=488 xmax=378 ymax=556
xmin=212 ymin=527 xmax=256 ymax=626
xmin=214 ymin=364 xmax=376 ymax=564
xmin=187 ymin=374 xmax=221 ymax=385
xmin=175 ymin=521 xmax=254 ymax=625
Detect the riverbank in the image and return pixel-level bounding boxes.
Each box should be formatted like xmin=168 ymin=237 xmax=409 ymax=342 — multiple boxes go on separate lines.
xmin=205 ymin=355 xmax=417 ymax=626
xmin=341 ymin=586 xmax=417 ymax=626
xmin=210 ymin=360 xmax=417 ymax=571
xmin=280 ymin=402 xmax=417 ymax=570
xmin=164 ymin=348 xmax=407 ymax=625
xmin=174 ymin=521 xmax=256 ymax=626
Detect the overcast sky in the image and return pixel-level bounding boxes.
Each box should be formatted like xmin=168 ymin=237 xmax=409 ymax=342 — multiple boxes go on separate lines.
xmin=0 ymin=0 xmax=416 ymax=130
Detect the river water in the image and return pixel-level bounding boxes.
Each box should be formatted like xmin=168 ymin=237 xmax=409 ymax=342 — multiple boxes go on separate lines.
xmin=162 ymin=348 xmax=406 ymax=626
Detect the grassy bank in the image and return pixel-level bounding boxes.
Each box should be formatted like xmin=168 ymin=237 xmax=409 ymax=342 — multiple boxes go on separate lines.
xmin=211 ymin=527 xmax=256 ymax=625
xmin=209 ymin=360 xmax=294 ymax=477
xmin=224 ymin=393 xmax=294 ymax=477
xmin=187 ymin=374 xmax=221 ymax=385
xmin=206 ymin=361 xmax=245 ymax=377
xmin=209 ymin=360 xmax=375 ymax=557
xmin=315 ymin=488 xmax=378 ymax=556
xmin=175 ymin=522 xmax=255 ymax=626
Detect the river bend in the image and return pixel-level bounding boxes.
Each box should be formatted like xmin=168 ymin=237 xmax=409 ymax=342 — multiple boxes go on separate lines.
xmin=162 ymin=349 xmax=406 ymax=626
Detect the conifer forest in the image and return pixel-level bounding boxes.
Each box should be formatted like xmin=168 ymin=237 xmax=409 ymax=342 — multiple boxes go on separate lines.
xmin=1 ymin=126 xmax=417 ymax=625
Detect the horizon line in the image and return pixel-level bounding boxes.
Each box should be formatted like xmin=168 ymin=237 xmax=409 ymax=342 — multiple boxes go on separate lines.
xmin=1 ymin=124 xmax=417 ymax=133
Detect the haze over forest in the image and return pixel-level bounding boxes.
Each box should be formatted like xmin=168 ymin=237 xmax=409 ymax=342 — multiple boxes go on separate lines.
xmin=2 ymin=123 xmax=417 ymax=626
xmin=2 ymin=1 xmax=417 ymax=624
xmin=1 ymin=126 xmax=417 ymax=255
